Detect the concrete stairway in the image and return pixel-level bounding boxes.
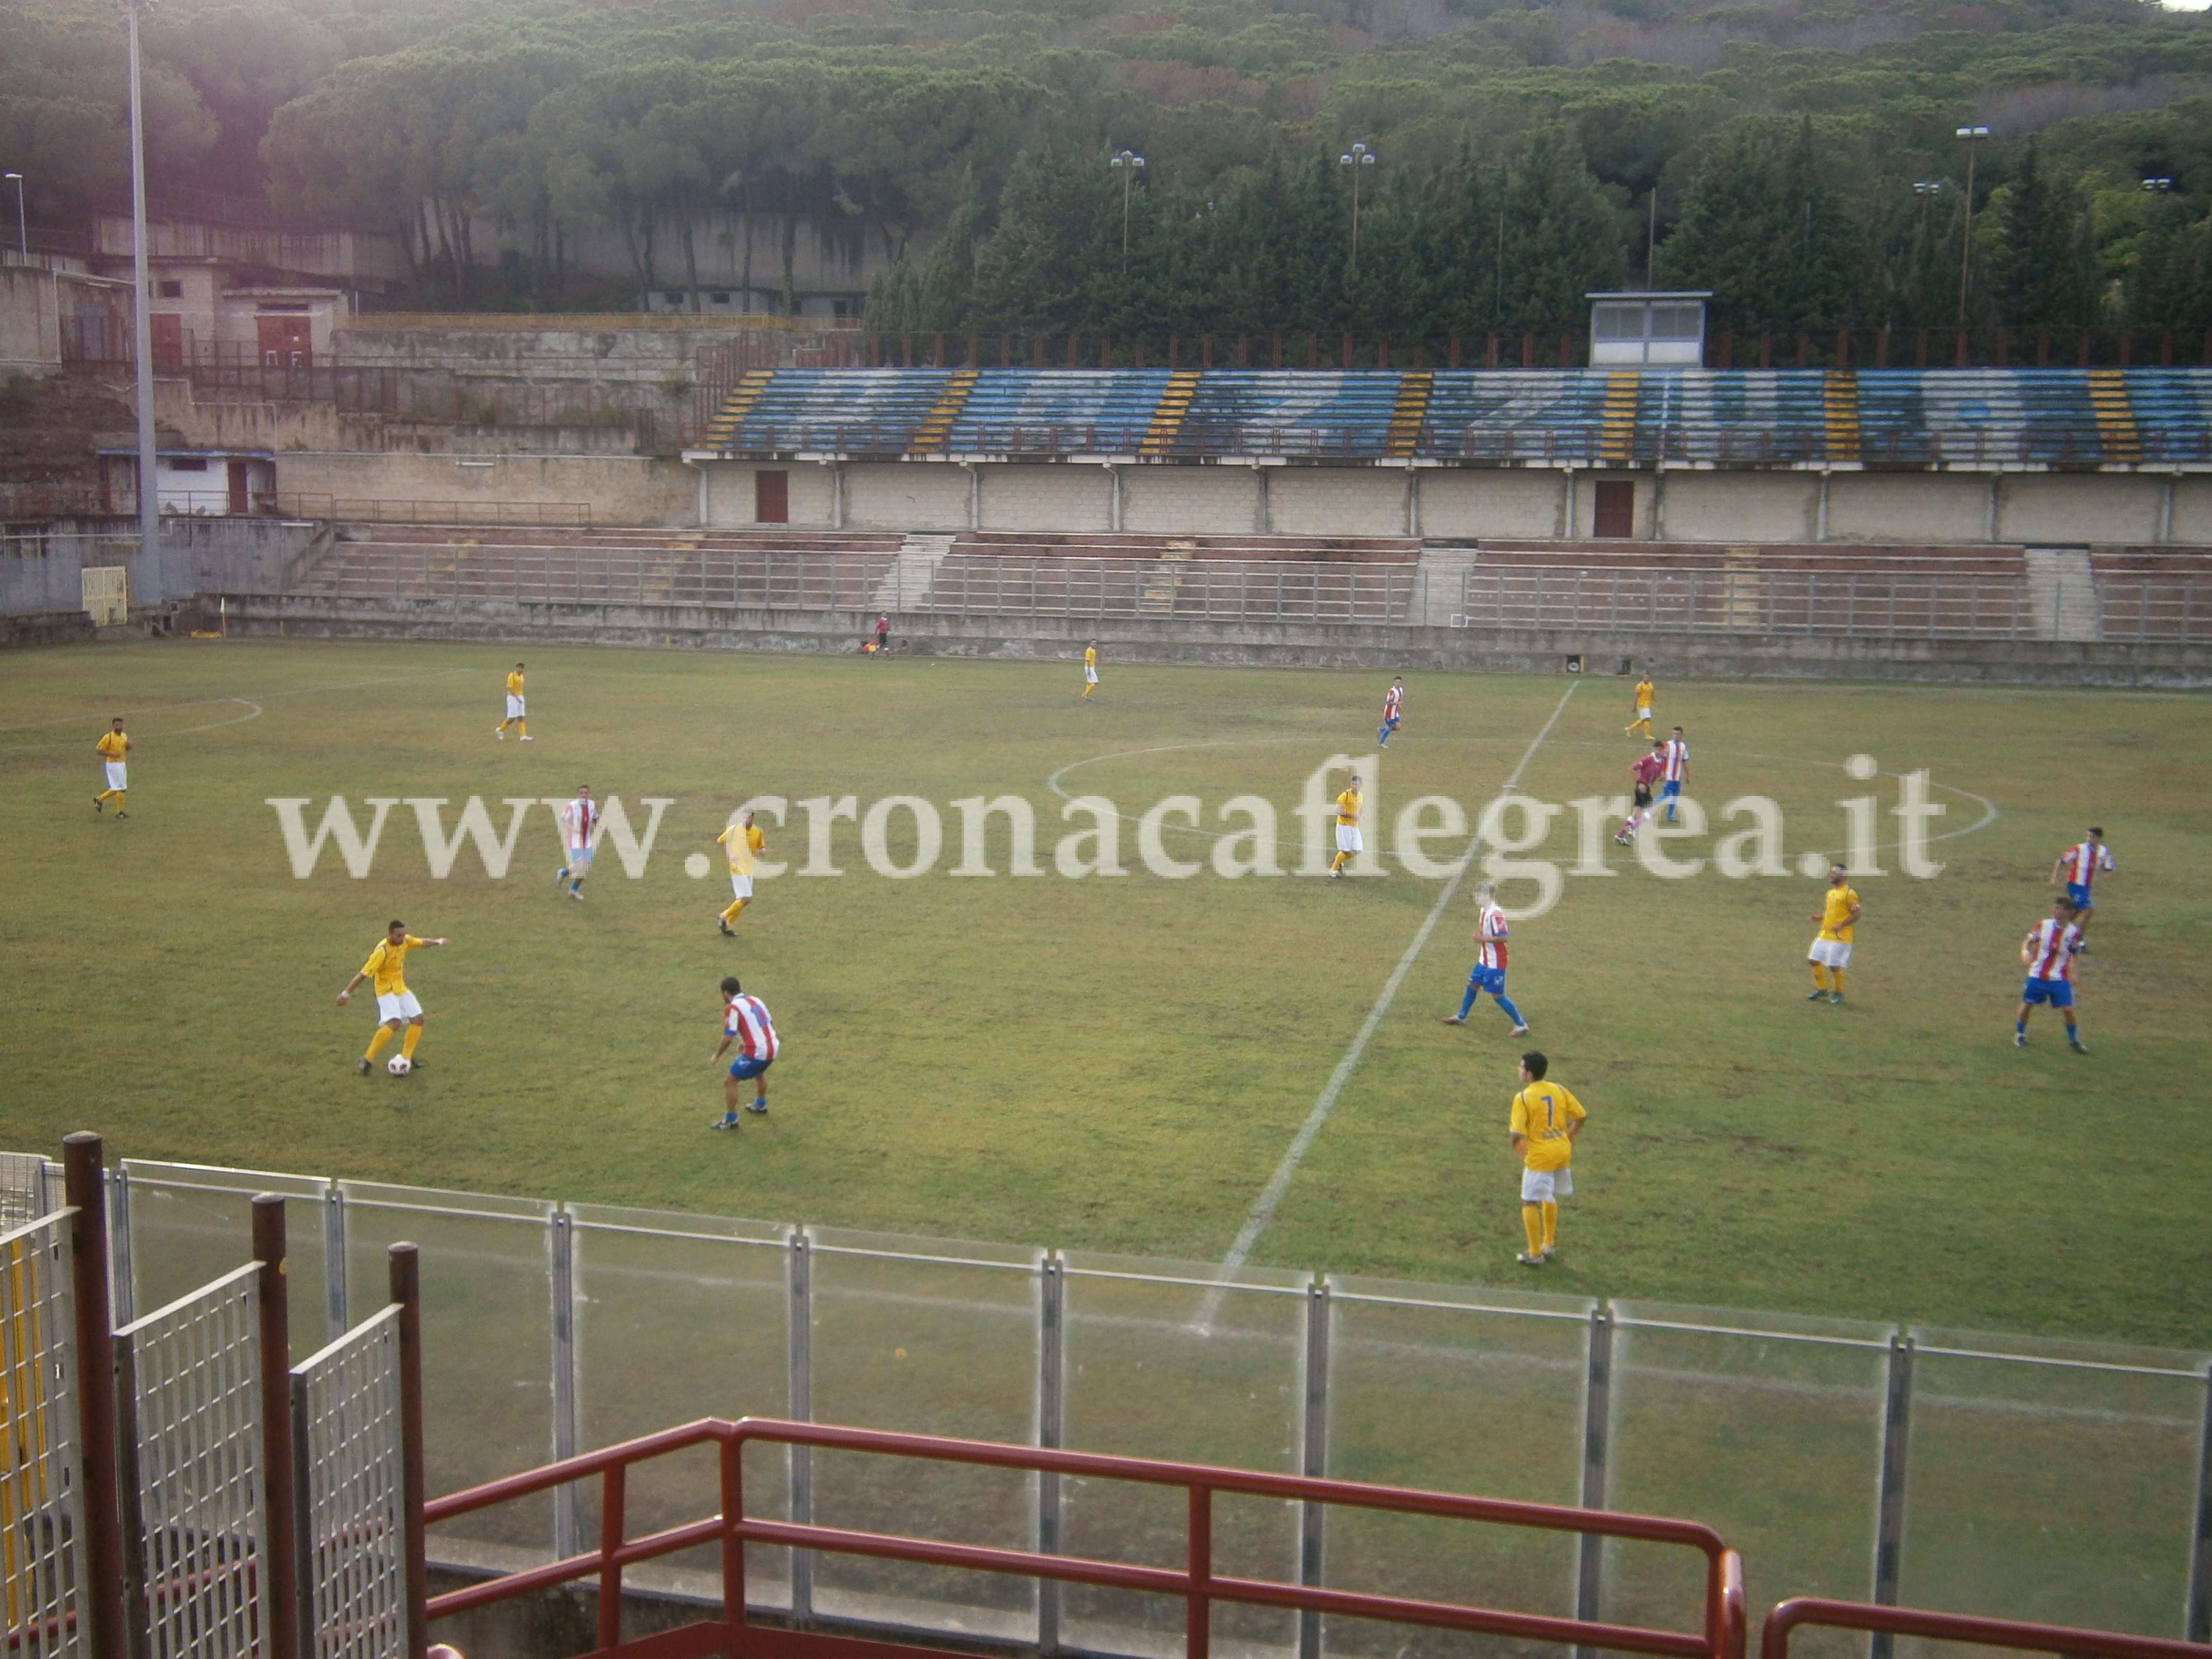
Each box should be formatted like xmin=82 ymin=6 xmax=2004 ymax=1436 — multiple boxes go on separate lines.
xmin=2023 ymin=546 xmax=2101 ymax=641
xmin=872 ymin=533 xmax=954 ymax=611
xmin=1410 ymin=542 xmax=1482 ymax=627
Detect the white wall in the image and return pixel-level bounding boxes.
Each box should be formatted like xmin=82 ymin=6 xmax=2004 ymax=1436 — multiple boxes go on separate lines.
xmin=1124 ymin=465 xmax=1262 ymax=534
xmin=1996 ymin=474 xmax=2166 ymax=546
xmin=843 ymin=461 xmax=968 ymax=531
xmin=1826 ymin=472 xmax=1993 ymax=544
xmin=1268 ymin=468 xmax=1408 ymax=536
xmin=1419 ymin=470 xmax=1566 ymax=539
xmin=979 ymin=465 xmax=1111 ymax=531
xmin=1661 ymin=471 xmax=1816 ymax=542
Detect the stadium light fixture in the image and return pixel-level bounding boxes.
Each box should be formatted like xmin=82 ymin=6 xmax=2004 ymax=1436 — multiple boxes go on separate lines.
xmin=1954 ymin=125 xmax=1990 ymax=328
xmin=1109 ymin=151 xmax=1144 ymax=261
xmin=1339 ymin=141 xmax=1376 ymax=266
xmin=3 ymin=174 xmax=23 ymax=260
xmin=2141 ymin=176 xmax=2175 ymax=191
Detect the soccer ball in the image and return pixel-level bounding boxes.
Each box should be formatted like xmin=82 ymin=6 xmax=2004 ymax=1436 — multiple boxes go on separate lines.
xmin=387 ymin=1056 xmax=412 ymax=1076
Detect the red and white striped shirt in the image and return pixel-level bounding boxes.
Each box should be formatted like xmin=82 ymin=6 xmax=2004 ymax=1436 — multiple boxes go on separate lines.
xmin=1477 ymin=905 xmax=1509 ymax=971
xmin=1382 ymin=686 xmax=1402 ymax=720
xmin=2024 ymin=919 xmax=2082 ymax=982
xmin=1662 ymin=738 xmax=1689 ymax=783
xmin=559 ymin=796 xmax=597 ymax=852
xmin=723 ymin=994 xmax=779 ymax=1060
xmin=2060 ymin=842 xmax=2112 ymax=886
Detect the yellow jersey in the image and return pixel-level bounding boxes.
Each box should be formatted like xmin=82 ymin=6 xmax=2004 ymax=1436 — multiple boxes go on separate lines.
xmin=360 ymin=936 xmax=425 ymax=997
xmin=1819 ymin=885 xmax=1860 ymax=943
xmin=1084 ymin=647 xmax=1097 ymax=668
xmin=96 ymin=731 xmax=128 ymax=759
xmin=1510 ymin=1082 xmax=1586 ymax=1172
xmin=718 ymin=821 xmax=765 ymax=874
xmin=1335 ymin=788 xmax=1361 ymax=827
xmin=506 ymin=671 xmax=525 ymax=696
xmin=1633 ymin=679 xmax=1653 ymax=712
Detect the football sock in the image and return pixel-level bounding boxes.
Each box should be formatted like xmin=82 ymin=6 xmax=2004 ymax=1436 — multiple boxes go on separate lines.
xmin=1329 ymin=851 xmax=1348 ymax=874
xmin=516 ymin=720 xmax=527 ymax=737
xmin=401 ymin=1025 xmax=422 ymax=1060
xmin=1810 ymin=964 xmax=1829 ymax=991
xmin=1494 ymin=994 xmax=1525 ymax=1027
xmin=2016 ymin=1019 xmax=2028 ymax=1037
xmin=111 ymin=791 xmax=125 ymax=810
xmin=1521 ymin=1203 xmax=1544 ymax=1255
xmin=720 ymin=897 xmax=747 ymax=924
xmin=568 ymin=879 xmax=582 ymax=893
xmin=1541 ymin=1201 xmax=1558 ymax=1249
xmin=1829 ymin=969 xmax=1845 ymax=996
xmin=365 ymin=1028 xmax=395 ymax=1062
xmin=1458 ymin=982 xmax=1479 ymax=1019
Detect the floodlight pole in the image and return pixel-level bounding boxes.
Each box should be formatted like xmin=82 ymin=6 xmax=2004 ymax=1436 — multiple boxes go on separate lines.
xmin=1955 ymin=125 xmax=1988 ymax=330
xmin=3 ymin=174 xmax=24 ymax=260
xmin=1110 ymin=151 xmax=1144 ymax=264
xmin=125 ymin=0 xmax=164 ymax=606
xmin=1339 ymin=142 xmax=1375 ymax=267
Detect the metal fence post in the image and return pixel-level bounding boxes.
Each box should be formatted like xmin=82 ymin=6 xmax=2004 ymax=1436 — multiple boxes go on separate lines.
xmin=110 ymin=1162 xmax=135 ymax=1325
xmin=2187 ymin=1362 xmax=2212 ymax=1642
xmin=1574 ymin=1306 xmax=1613 ymax=1659
xmin=324 ymin=1184 xmax=349 ymax=1342
xmin=254 ymin=1195 xmax=301 ymax=1659
xmin=390 ymin=1243 xmax=430 ymax=1659
xmin=789 ymin=1231 xmax=814 ymax=1627
xmin=1871 ymin=1333 xmax=1916 ymax=1659
xmin=65 ymin=1131 xmax=128 ymax=1659
xmin=551 ymin=1209 xmax=580 ymax=1563
xmin=1038 ymin=1254 xmax=1066 ymax=1655
xmin=1298 ymin=1280 xmax=1331 ymax=1659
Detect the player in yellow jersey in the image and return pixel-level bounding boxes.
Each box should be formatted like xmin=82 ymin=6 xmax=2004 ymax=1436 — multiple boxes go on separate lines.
xmin=1806 ymin=863 xmax=1860 ymax=1005
xmin=1507 ymin=1051 xmax=1585 ymax=1266
xmin=1625 ymin=673 xmax=1655 ymax=739
xmin=716 ymin=809 xmax=766 ymax=937
xmin=496 ymin=661 xmax=531 ymax=740
xmin=1328 ymin=774 xmax=1363 ymax=879
xmin=1082 ymin=640 xmax=1100 ymax=699
xmin=93 ymin=717 xmax=132 ymax=817
xmin=337 ymin=920 xmax=449 ymax=1075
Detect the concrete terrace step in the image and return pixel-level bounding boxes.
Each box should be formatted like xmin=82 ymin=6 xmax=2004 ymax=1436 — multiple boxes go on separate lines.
xmin=2023 ymin=545 xmax=2102 ymax=641
xmin=872 ymin=534 xmax=955 ymax=611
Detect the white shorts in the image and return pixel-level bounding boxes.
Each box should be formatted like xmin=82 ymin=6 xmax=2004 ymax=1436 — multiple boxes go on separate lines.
xmin=1336 ymin=824 xmax=1363 ymax=853
xmin=506 ymin=695 xmax=526 ymax=718
xmin=104 ymin=762 xmax=127 ymax=791
xmin=565 ymin=844 xmax=594 ymax=869
xmin=1809 ymin=938 xmax=1853 ymax=969
xmin=1084 ymin=666 xmax=1098 ymax=684
xmin=1521 ymin=1166 xmax=1573 ymax=1203
xmin=375 ymin=991 xmax=422 ymax=1022
xmin=728 ymin=872 xmax=754 ymax=900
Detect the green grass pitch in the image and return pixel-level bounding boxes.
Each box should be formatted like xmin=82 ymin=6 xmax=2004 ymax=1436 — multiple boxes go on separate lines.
xmin=3 ymin=637 xmax=2207 ymax=1350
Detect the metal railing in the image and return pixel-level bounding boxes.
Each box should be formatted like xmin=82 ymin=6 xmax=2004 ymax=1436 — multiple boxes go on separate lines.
xmin=1454 ymin=567 xmax=2038 ymax=641
xmin=92 ymin=1159 xmax=2212 ymax=1651
xmin=0 ymin=1211 xmax=89 ymax=1659
xmin=426 ymin=1418 xmax=1747 ymax=1659
xmin=115 ymin=1265 xmax=270 ymax=1659
xmin=1762 ymin=1598 xmax=2212 ymax=1659
xmin=291 ymin=1307 xmax=408 ymax=1659
xmin=116 ymin=494 xmax=595 ymax=527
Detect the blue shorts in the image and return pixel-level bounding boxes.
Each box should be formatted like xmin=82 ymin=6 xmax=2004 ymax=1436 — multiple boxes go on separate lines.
xmin=1661 ymin=780 xmax=1682 ymax=798
xmin=2021 ymin=978 xmax=2074 ymax=1009
xmin=1467 ymin=966 xmax=1507 ymax=995
xmin=2065 ymin=882 xmax=2093 ymax=910
xmin=728 ymin=1055 xmax=773 ymax=1081
xmin=1382 ymin=717 xmax=1400 ymax=730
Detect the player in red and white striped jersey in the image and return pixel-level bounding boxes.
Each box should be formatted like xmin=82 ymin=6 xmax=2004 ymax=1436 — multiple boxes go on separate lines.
xmin=711 ymin=975 xmax=781 ymax=1127
xmin=2015 ymin=897 xmax=2087 ymax=1052
xmin=1377 ymin=678 xmax=1404 ymax=747
xmin=1659 ymin=727 xmax=1689 ymax=824
xmin=1442 ymin=885 xmax=1529 ymax=1033
xmin=556 ymin=784 xmax=596 ymax=901
xmin=2048 ymin=827 xmax=2113 ymax=931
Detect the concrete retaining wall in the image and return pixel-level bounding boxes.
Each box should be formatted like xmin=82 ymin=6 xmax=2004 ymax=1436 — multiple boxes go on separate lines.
xmin=3 ymin=518 xmax=322 ymax=616
xmin=211 ymin=591 xmax=2212 ymax=686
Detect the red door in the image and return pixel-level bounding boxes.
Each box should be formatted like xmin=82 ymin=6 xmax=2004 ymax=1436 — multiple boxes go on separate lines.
xmin=149 ymin=313 xmax=184 ymax=372
xmin=1593 ymin=479 xmax=1635 ymax=538
xmin=755 ymin=470 xmax=789 ymax=524
xmin=226 ymin=461 xmax=251 ymax=515
xmin=257 ymin=314 xmax=312 ymax=367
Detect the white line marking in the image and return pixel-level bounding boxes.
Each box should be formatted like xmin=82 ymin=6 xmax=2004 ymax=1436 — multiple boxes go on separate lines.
xmin=0 ymin=666 xmax=476 ymax=735
xmin=1195 ymin=680 xmax=1582 ymax=1327
xmin=0 ymin=700 xmax=265 ymax=753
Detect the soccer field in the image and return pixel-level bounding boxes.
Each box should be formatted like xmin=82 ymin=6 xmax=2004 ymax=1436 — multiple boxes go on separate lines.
xmin=4 ymin=637 xmax=2207 ymax=1350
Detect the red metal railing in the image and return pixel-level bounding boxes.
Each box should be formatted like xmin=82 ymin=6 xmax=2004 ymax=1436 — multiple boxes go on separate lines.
xmin=426 ymin=1418 xmax=1747 ymax=1659
xmin=1763 ymin=1598 xmax=2212 ymax=1659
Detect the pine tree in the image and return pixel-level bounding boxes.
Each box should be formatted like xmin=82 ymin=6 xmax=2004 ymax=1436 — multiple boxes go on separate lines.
xmin=1659 ymin=115 xmax=1863 ymax=333
xmin=1991 ymin=138 xmax=2100 ymax=328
